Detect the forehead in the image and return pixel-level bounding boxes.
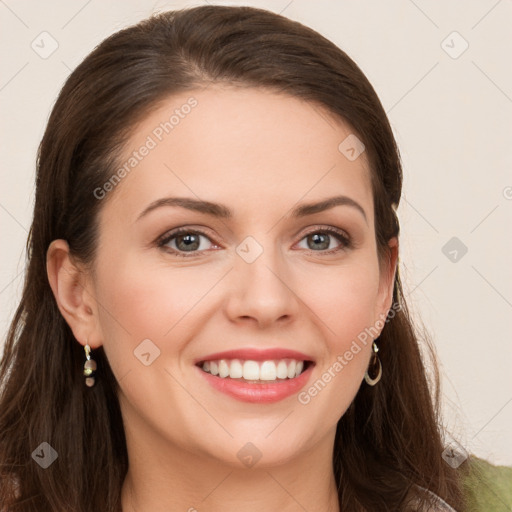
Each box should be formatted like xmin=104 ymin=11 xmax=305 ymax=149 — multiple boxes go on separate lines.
xmin=104 ymin=85 xmax=373 ymax=224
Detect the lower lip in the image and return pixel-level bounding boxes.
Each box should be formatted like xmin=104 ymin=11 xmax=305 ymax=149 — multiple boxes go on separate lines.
xmin=196 ymin=363 xmax=314 ymax=403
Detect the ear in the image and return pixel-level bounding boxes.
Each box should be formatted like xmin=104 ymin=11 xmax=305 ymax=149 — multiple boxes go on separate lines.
xmin=374 ymin=236 xmax=399 ymax=326
xmin=46 ymin=239 xmax=103 ymax=349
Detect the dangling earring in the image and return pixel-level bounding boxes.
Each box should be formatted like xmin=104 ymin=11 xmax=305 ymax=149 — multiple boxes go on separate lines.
xmin=364 ymin=341 xmax=382 ymax=386
xmin=83 ymin=344 xmax=97 ymax=387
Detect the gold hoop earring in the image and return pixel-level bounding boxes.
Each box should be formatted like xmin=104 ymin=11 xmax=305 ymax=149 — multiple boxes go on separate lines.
xmin=83 ymin=344 xmax=97 ymax=387
xmin=364 ymin=341 xmax=382 ymax=386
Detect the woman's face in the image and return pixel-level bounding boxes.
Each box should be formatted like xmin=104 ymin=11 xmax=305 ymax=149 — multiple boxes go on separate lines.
xmin=88 ymin=86 xmax=396 ymax=467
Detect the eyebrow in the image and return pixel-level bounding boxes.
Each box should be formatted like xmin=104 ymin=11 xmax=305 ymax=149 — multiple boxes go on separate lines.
xmin=136 ymin=195 xmax=367 ymax=223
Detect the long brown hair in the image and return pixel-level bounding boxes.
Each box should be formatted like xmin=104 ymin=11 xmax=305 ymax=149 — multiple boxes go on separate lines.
xmin=0 ymin=6 xmax=466 ymax=511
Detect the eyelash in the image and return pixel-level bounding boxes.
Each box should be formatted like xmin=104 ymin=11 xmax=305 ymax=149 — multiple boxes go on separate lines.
xmin=156 ymin=226 xmax=353 ymax=258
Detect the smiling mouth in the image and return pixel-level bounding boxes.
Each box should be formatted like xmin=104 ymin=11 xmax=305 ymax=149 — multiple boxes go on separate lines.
xmin=196 ymin=358 xmax=312 ymax=383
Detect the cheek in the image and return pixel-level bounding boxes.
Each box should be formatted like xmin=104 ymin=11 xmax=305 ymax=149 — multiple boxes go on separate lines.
xmin=95 ymin=247 xmax=213 ymax=328
xmin=92 ymin=251 xmax=221 ymax=429
xmin=301 ymin=259 xmax=381 ymax=347
xmin=295 ymin=260 xmax=380 ymax=420
xmin=92 ymin=250 xmax=227 ymax=363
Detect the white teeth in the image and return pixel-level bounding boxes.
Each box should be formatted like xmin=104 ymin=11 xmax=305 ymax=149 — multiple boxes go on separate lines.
xmin=200 ymin=358 xmax=308 ymax=381
xmin=260 ymin=361 xmax=277 ymax=381
xmin=209 ymin=361 xmax=219 ymax=376
xmin=276 ymin=360 xmax=288 ymax=379
xmin=229 ymin=359 xmax=243 ymax=378
xmin=287 ymin=360 xmax=296 ymax=379
xmin=243 ymin=360 xmax=260 ymax=380
xmin=218 ymin=360 xmax=230 ymax=378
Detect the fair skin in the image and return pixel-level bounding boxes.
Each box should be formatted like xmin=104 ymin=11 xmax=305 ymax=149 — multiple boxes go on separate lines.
xmin=47 ymin=86 xmax=397 ymax=512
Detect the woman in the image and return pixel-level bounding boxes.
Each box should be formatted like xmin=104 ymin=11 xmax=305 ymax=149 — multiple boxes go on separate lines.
xmin=0 ymin=5 xmax=472 ymax=511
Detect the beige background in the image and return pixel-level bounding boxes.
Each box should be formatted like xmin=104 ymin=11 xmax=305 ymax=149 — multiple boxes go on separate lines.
xmin=1 ymin=0 xmax=511 ymax=465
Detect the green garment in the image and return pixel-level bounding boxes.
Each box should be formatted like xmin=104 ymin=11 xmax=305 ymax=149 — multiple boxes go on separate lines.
xmin=462 ymin=457 xmax=512 ymax=511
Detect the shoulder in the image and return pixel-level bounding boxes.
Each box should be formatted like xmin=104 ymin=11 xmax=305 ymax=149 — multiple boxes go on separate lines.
xmin=461 ymin=456 xmax=512 ymax=512
xmin=405 ymin=486 xmax=458 ymax=511
xmin=407 ymin=456 xmax=512 ymax=511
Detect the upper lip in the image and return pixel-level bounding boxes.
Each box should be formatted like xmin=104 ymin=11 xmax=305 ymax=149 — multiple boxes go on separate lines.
xmin=194 ymin=348 xmax=315 ymax=365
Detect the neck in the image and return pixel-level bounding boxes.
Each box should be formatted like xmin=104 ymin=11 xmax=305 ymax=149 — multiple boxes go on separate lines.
xmin=120 ymin=425 xmax=340 ymax=512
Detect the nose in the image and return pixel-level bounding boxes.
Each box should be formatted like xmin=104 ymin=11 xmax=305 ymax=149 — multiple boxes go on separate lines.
xmin=224 ymin=237 xmax=301 ymax=329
